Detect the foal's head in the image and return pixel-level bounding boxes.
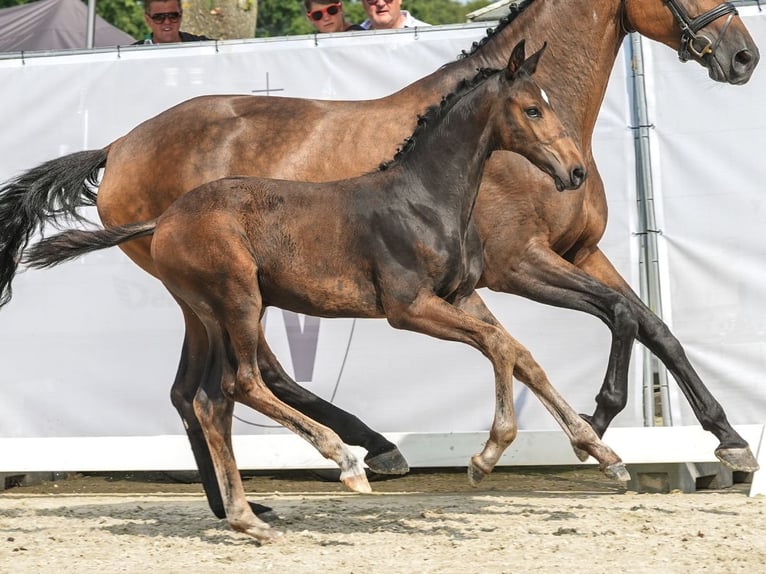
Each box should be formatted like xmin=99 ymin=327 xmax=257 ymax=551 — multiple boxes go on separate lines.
xmin=496 ymin=40 xmax=586 ymax=192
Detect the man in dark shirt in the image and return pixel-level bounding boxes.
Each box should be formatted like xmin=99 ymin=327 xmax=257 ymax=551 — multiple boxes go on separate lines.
xmin=134 ymin=0 xmax=213 ymax=44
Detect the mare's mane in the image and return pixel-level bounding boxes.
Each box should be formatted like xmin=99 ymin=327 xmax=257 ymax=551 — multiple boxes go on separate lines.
xmin=378 ymin=66 xmax=501 ymax=172
xmin=457 ymin=0 xmax=534 ymax=60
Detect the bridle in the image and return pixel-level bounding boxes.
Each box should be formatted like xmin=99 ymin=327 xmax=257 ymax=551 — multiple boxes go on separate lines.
xmin=621 ymin=0 xmax=739 ymax=62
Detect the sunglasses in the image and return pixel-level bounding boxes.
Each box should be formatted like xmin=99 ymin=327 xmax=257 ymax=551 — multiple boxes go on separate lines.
xmin=365 ymin=0 xmax=394 ymax=5
xmin=308 ymin=3 xmax=341 ymax=21
xmin=149 ymin=12 xmax=181 ymax=23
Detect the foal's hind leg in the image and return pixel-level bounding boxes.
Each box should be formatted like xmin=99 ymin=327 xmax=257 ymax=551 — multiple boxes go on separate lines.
xmin=169 ymin=299 xmax=273 ymax=519
xmin=453 ymin=294 xmax=628 ymax=484
xmin=257 ymin=329 xmax=409 ymax=475
xmin=192 ymin=332 xmax=283 ymax=543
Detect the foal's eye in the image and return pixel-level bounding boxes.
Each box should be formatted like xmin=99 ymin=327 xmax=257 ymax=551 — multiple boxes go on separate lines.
xmin=525 ymin=107 xmax=542 ymax=119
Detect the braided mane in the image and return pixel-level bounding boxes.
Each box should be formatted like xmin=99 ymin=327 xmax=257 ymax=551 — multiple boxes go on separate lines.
xmin=458 ymin=0 xmax=534 ymax=60
xmin=379 ymin=66 xmax=501 ymax=171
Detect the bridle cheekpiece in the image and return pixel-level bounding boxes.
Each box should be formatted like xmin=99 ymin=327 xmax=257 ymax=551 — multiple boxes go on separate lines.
xmin=621 ymin=0 xmax=739 ymax=62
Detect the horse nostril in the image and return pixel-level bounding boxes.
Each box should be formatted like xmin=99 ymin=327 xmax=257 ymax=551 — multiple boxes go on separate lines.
xmin=735 ymin=49 xmax=754 ymax=68
xmin=733 ymin=49 xmax=758 ymax=80
xmin=571 ymin=166 xmax=586 ymax=187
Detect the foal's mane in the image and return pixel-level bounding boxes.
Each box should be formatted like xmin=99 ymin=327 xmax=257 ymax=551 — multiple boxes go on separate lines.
xmin=379 ymin=66 xmax=501 ymax=172
xmin=458 ymin=0 xmax=534 ymax=60
xmin=377 ymin=1 xmax=536 ymax=172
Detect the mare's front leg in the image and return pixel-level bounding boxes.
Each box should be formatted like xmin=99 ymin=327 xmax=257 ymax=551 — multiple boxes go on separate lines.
xmin=169 ymin=299 xmax=273 ymax=519
xmin=579 ymin=249 xmax=759 ymax=472
xmin=256 ymin=326 xmax=409 ymax=475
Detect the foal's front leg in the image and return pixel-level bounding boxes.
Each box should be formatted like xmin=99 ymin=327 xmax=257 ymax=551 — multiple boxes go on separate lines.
xmin=386 ymin=290 xmax=627 ymax=484
xmin=456 ymin=293 xmax=629 ymax=482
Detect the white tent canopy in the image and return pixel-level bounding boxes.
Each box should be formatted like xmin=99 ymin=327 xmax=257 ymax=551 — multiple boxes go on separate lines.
xmin=0 ymin=0 xmax=134 ymax=52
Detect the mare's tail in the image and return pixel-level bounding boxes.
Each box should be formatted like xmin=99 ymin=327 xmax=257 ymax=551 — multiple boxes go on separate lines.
xmin=0 ymin=149 xmax=108 ymax=308
xmin=23 ymin=221 xmax=158 ymax=270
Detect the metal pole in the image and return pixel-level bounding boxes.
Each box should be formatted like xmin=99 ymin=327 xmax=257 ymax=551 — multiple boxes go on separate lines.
xmin=86 ymin=0 xmax=96 ymax=49
xmin=627 ymin=33 xmax=673 ymax=427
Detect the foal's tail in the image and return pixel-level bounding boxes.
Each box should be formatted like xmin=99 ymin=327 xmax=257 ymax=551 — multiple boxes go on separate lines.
xmin=23 ymin=220 xmax=158 ymax=270
xmin=0 ymin=149 xmax=107 ymax=308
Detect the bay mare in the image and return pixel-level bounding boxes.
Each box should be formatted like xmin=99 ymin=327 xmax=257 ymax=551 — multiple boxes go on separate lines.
xmin=23 ymin=45 xmax=613 ymax=542
xmin=0 ymin=0 xmax=760 ymax=519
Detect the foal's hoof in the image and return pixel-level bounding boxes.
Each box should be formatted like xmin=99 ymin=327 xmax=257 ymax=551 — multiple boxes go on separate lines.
xmin=249 ymin=502 xmax=278 ymax=523
xmin=341 ymin=472 xmax=372 ymax=494
xmin=602 ymin=462 xmax=631 ymax=482
xmin=715 ymin=446 xmax=760 ymax=472
xmin=245 ymin=525 xmax=285 ymax=545
xmin=467 ymin=455 xmax=491 ymax=487
xmin=365 ymin=447 xmax=410 ymax=475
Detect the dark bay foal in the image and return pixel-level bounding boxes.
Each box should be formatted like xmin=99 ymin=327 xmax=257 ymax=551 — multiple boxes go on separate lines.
xmin=25 ymin=42 xmax=629 ymax=542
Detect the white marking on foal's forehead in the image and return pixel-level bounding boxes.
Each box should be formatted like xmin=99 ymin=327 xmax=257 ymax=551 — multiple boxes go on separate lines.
xmin=540 ymin=87 xmax=550 ymax=106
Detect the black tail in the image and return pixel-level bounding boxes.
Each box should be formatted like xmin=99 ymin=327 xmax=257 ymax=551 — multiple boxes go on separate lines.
xmin=23 ymin=220 xmax=158 ymax=270
xmin=0 ymin=149 xmax=107 ymax=308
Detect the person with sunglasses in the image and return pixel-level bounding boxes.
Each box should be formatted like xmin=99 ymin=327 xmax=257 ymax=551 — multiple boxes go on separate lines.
xmin=304 ymin=1 xmax=362 ymax=33
xmin=134 ymin=0 xmax=214 ymax=44
xmin=360 ymin=0 xmax=429 ymax=30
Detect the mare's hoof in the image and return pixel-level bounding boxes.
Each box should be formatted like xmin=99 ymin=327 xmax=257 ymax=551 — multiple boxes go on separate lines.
xmin=715 ymin=446 xmax=760 ymax=472
xmin=572 ymin=446 xmax=590 ymax=462
xmin=603 ymin=462 xmax=631 ymax=482
xmin=341 ymin=472 xmax=373 ymax=494
xmin=365 ymin=447 xmax=410 ymax=475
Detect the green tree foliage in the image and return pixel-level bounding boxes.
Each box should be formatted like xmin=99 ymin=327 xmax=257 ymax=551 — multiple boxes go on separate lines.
xmin=0 ymin=0 xmax=495 ymax=40
xmin=94 ymin=0 xmax=145 ymax=39
xmin=256 ymin=0 xmax=494 ymax=38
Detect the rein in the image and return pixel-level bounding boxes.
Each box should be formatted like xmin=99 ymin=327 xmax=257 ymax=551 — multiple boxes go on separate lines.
xmin=620 ymin=0 xmax=738 ymax=62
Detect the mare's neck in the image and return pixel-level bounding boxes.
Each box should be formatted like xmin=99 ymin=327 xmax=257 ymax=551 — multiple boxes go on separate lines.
xmin=405 ymin=0 xmax=626 ymax=152
xmin=510 ymin=0 xmax=626 ymax=148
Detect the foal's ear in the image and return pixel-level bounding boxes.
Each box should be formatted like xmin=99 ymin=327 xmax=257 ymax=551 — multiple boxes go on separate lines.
xmin=506 ymin=41 xmax=547 ymax=81
xmin=506 ymin=39 xmax=527 ymax=80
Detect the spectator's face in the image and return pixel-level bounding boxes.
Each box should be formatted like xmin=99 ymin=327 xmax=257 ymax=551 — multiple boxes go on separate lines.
xmin=307 ymin=2 xmax=346 ymax=33
xmin=146 ymin=0 xmax=183 ymax=43
xmin=363 ymin=0 xmax=404 ymax=29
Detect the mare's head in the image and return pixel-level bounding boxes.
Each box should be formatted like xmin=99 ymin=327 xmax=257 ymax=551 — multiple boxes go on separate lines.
xmin=496 ymin=40 xmax=586 ymax=192
xmin=623 ymin=0 xmax=758 ymax=84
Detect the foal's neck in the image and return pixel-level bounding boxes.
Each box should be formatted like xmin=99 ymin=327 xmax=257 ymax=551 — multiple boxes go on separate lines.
xmin=393 ymin=77 xmax=500 ymax=205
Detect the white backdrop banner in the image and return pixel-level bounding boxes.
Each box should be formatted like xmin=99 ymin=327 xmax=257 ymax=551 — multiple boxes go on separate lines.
xmin=646 ymin=8 xmax=766 ymax=426
xmin=0 ymin=11 xmax=763 ymax=470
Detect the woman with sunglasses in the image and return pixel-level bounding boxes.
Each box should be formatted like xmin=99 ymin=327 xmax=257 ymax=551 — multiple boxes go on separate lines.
xmin=135 ymin=0 xmax=214 ymax=44
xmin=304 ymin=1 xmax=363 ymax=33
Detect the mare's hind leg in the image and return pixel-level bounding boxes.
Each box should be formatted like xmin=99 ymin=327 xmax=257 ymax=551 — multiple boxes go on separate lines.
xmin=257 ymin=329 xmax=409 ymax=475
xmin=169 ymin=299 xmax=273 ymax=519
xmin=453 ymin=294 xmax=628 ymax=484
xmin=579 ymin=249 xmax=758 ymax=471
